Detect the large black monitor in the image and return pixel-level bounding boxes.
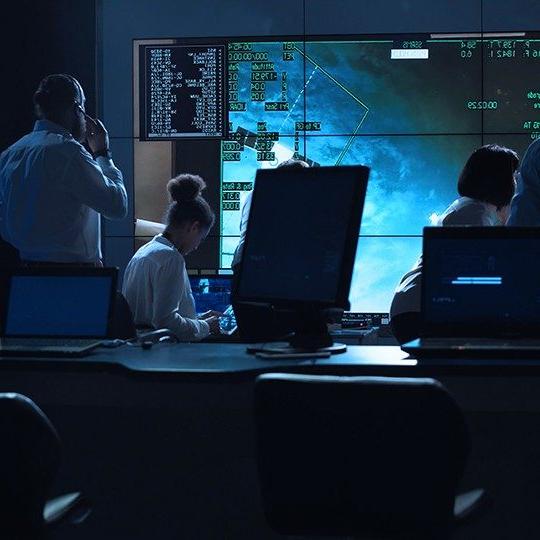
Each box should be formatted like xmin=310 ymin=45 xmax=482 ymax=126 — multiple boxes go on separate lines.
xmin=235 ymin=165 xmax=369 ymax=353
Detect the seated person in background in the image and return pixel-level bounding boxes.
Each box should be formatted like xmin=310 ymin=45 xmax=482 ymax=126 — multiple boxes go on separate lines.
xmin=0 ymin=74 xmax=127 ymax=265
xmin=231 ymin=158 xmax=309 ymax=272
xmin=508 ymin=138 xmax=540 ymax=225
xmin=122 ymin=174 xmax=221 ymax=341
xmin=230 ymin=158 xmax=309 ymax=341
xmin=390 ymin=144 xmax=519 ymax=344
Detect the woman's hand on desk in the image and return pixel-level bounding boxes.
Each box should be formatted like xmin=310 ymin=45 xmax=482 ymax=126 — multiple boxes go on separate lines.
xmin=204 ymin=316 xmax=222 ymax=335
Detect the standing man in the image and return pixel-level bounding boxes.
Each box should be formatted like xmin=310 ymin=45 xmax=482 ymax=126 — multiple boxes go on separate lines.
xmin=0 ymin=74 xmax=127 ymax=265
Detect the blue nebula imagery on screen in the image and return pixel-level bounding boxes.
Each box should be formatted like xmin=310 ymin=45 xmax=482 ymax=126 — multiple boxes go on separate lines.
xmin=221 ymin=37 xmax=483 ymax=312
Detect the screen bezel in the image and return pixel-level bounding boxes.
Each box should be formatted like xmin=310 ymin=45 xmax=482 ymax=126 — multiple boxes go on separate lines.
xmin=421 ymin=226 xmax=540 ymax=338
xmin=234 ymin=165 xmax=368 ymax=310
xmin=0 ymin=267 xmax=118 ymax=339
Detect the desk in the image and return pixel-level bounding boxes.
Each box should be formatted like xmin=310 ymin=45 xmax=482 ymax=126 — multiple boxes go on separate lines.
xmin=0 ymin=344 xmax=539 ymax=539
xmin=4 ymin=342 xmax=540 ymax=378
xmin=0 ymin=343 xmax=412 ymax=374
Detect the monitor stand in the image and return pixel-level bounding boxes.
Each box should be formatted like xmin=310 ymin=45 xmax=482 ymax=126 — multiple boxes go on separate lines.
xmin=261 ymin=308 xmax=347 ymax=355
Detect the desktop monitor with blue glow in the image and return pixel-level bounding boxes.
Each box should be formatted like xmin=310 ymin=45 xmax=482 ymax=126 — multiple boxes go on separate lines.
xmin=235 ymin=165 xmax=369 ymax=352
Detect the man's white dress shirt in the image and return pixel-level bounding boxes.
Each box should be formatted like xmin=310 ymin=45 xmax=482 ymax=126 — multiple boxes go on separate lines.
xmin=0 ymin=120 xmax=127 ymax=263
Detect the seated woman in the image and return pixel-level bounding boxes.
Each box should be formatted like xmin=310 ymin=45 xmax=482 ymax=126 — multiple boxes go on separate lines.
xmin=123 ymin=174 xmax=220 ymax=341
xmin=390 ymin=144 xmax=519 ymax=344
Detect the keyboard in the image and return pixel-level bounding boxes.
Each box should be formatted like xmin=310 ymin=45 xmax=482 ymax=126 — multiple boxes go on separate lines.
xmin=1 ymin=338 xmax=101 ymax=347
xmin=0 ymin=338 xmax=103 ymax=357
xmin=341 ymin=312 xmax=390 ymax=329
xmin=420 ymin=337 xmax=540 ymax=348
xmin=219 ymin=305 xmax=237 ymax=335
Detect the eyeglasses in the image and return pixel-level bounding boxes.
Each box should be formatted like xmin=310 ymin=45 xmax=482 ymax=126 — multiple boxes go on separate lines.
xmin=75 ymin=102 xmax=86 ymax=115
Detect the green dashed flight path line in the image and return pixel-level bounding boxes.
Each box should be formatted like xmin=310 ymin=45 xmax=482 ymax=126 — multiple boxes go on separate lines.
xmin=335 ymin=117 xmax=369 ymax=165
xmin=278 ymin=65 xmax=319 ymax=133
xmin=292 ymin=46 xmax=370 ymax=165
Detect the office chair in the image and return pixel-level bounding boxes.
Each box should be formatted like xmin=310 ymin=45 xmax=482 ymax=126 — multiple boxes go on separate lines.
xmin=0 ymin=237 xmax=21 ymax=269
xmin=110 ymin=291 xmax=137 ymax=340
xmin=254 ymin=374 xmax=485 ymax=539
xmin=0 ymin=393 xmax=90 ymax=538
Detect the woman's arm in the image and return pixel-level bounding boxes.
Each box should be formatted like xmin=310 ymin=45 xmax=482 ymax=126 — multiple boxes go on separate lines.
xmin=151 ymin=257 xmax=210 ymax=341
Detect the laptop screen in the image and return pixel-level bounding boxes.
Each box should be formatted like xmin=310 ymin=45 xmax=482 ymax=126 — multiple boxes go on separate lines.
xmin=422 ymin=227 xmax=540 ymax=337
xmin=189 ymin=275 xmax=232 ymax=314
xmin=4 ymin=274 xmax=114 ymax=338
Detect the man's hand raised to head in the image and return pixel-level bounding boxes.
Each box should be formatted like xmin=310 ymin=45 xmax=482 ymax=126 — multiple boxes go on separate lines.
xmin=85 ymin=115 xmax=110 ymax=156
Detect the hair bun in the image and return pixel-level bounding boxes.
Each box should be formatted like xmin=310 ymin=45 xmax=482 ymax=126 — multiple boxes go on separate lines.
xmin=167 ymin=174 xmax=206 ymax=203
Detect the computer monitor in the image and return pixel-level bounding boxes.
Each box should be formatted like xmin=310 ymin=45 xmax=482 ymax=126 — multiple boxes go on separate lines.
xmin=421 ymin=227 xmax=540 ymax=337
xmin=189 ymin=274 xmax=233 ymax=314
xmin=235 ymin=165 xmax=369 ymax=353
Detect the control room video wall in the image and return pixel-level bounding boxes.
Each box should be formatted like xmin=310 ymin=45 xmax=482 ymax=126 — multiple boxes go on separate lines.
xmin=130 ymin=31 xmax=540 ymax=312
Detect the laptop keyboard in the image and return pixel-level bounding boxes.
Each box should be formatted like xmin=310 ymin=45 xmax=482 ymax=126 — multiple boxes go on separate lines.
xmin=1 ymin=338 xmax=101 ymax=348
xmin=422 ymin=338 xmax=540 ymax=347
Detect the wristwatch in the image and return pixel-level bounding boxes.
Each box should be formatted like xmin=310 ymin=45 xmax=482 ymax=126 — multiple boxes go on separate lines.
xmin=94 ymin=148 xmax=112 ymax=159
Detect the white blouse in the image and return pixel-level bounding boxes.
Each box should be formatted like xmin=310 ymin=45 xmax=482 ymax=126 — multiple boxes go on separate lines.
xmin=122 ymin=235 xmax=209 ymax=341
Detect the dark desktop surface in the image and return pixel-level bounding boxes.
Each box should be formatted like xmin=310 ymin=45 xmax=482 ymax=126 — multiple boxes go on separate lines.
xmin=3 ymin=342 xmax=540 ymax=378
xmin=1 ymin=344 xmax=540 ymax=540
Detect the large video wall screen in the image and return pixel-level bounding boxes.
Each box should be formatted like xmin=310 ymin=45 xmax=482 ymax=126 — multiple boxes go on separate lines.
xmin=135 ymin=34 xmax=540 ymax=312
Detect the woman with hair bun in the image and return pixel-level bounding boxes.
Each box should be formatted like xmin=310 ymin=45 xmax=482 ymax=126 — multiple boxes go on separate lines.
xmin=122 ymin=174 xmax=220 ymax=341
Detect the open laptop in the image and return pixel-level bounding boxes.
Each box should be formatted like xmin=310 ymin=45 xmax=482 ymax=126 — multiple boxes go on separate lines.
xmin=0 ymin=267 xmax=117 ymax=357
xmin=189 ymin=273 xmax=237 ymax=337
xmin=402 ymin=227 xmax=540 ymax=357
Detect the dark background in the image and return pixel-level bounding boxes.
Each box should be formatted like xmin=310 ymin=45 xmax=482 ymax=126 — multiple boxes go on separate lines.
xmin=0 ymin=0 xmax=96 ymax=153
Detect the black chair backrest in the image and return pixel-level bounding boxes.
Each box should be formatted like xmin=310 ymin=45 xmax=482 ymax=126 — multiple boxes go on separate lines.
xmin=255 ymin=374 xmax=470 ymax=539
xmin=0 ymin=238 xmax=21 ymax=330
xmin=110 ymin=291 xmax=136 ymax=339
xmin=0 ymin=237 xmax=21 ymax=270
xmin=0 ymin=393 xmax=61 ymax=535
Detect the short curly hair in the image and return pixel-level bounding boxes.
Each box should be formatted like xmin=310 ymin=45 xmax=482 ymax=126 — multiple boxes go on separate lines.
xmin=33 ymin=74 xmax=84 ymax=119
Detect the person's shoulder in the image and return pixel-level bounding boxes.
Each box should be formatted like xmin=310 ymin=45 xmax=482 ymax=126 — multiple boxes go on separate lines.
xmin=135 ymin=237 xmax=184 ymax=268
xmin=521 ymin=137 xmax=540 ymax=171
xmin=30 ymin=134 xmax=88 ymax=165
xmin=0 ymin=132 xmax=38 ymax=157
xmin=57 ymin=137 xmax=91 ymax=159
xmin=525 ymin=137 xmax=540 ymax=157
